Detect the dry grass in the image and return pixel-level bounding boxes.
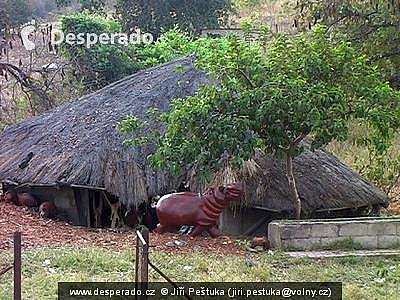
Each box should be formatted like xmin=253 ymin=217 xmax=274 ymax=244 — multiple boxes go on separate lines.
xmin=327 ymin=122 xmax=400 ymax=210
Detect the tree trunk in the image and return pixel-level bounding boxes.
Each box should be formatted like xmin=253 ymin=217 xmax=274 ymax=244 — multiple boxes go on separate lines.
xmin=285 ymin=151 xmax=301 ymax=219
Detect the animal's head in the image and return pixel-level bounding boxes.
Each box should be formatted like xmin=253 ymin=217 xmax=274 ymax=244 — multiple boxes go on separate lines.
xmin=39 ymin=202 xmax=56 ymax=218
xmin=217 ymin=182 xmax=243 ymax=202
xmin=5 ymin=190 xmax=18 ymax=204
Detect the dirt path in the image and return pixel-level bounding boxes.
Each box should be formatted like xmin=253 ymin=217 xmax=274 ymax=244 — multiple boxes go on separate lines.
xmin=0 ymin=201 xmax=246 ymax=256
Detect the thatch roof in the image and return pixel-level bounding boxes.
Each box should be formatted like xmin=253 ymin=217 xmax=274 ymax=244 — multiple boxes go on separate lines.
xmin=0 ymin=57 xmax=210 ymax=205
xmin=240 ymin=148 xmax=389 ymax=215
xmin=0 ymin=57 xmax=389 ymax=214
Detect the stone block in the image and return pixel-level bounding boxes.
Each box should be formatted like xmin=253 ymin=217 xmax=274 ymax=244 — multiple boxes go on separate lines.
xmin=281 ymin=224 xmax=311 ymax=239
xmin=367 ymin=223 xmax=397 ymax=235
xmin=352 ymin=236 xmax=378 ymax=249
xmin=283 ymin=238 xmax=321 ymax=251
xmin=320 ymin=237 xmax=349 ymax=247
xmin=310 ymin=224 xmax=339 ymax=238
xmin=377 ymin=235 xmax=400 ymax=249
xmin=338 ymin=223 xmax=369 ymax=237
xmin=268 ymin=222 xmax=282 ymax=249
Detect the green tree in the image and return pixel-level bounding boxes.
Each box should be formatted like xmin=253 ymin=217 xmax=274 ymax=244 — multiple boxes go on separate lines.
xmin=292 ymin=0 xmax=400 ymax=89
xmin=60 ymin=13 xmax=138 ymax=91
xmin=120 ymin=26 xmax=400 ymax=219
xmin=115 ymin=0 xmax=233 ymax=38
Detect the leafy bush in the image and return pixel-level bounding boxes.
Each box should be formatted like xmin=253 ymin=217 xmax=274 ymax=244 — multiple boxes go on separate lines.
xmin=115 ymin=0 xmax=233 ymax=38
xmin=60 ymin=17 xmax=235 ymax=92
xmin=60 ymin=13 xmax=139 ymax=91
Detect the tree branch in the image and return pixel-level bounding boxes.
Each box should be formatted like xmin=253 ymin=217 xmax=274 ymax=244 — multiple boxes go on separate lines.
xmin=293 ymin=133 xmax=307 ymax=147
xmin=220 ymin=66 xmax=256 ymax=88
xmin=372 ymin=49 xmax=400 ymax=61
xmin=0 ymin=62 xmax=54 ymax=110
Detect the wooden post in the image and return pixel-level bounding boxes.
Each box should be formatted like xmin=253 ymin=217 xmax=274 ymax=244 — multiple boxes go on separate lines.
xmin=135 ymin=232 xmax=139 ymax=300
xmin=140 ymin=228 xmax=149 ymax=287
xmin=14 ymin=231 xmax=21 ymax=300
xmin=135 ymin=228 xmax=149 ymax=300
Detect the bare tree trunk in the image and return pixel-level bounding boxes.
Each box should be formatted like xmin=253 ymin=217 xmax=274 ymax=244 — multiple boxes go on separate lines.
xmin=285 ymin=151 xmax=301 ymax=219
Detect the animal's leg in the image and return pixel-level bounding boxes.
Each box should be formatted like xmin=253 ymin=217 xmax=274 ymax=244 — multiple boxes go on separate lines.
xmin=154 ymin=224 xmax=175 ymax=234
xmin=93 ymin=197 xmax=103 ymax=228
xmin=190 ymin=225 xmax=207 ymax=237
xmin=208 ymin=226 xmax=220 ymax=238
xmin=154 ymin=224 xmax=165 ymax=233
xmin=102 ymin=192 xmax=122 ymax=228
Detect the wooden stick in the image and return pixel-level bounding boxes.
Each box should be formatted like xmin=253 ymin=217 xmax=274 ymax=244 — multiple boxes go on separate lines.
xmin=14 ymin=231 xmax=21 ymax=300
xmin=148 ymin=261 xmax=192 ymax=300
xmin=0 ymin=265 xmax=13 ymax=276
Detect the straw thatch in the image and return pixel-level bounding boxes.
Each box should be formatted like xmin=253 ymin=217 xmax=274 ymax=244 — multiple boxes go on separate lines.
xmin=230 ymin=148 xmax=388 ymax=215
xmin=0 ymin=57 xmax=209 ymax=206
xmin=0 ymin=57 xmax=389 ymax=215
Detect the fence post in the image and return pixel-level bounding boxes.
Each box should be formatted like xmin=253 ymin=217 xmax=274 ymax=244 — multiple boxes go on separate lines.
xmin=14 ymin=231 xmax=21 ymax=300
xmin=135 ymin=232 xmax=139 ymax=287
xmin=135 ymin=227 xmax=149 ymax=300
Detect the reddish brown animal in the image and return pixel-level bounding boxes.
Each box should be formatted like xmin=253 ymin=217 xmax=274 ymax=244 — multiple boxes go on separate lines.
xmin=4 ymin=190 xmax=18 ymax=204
xmin=155 ymin=182 xmax=243 ymax=237
xmin=250 ymin=237 xmax=270 ymax=250
xmin=17 ymin=192 xmax=38 ymax=207
xmin=39 ymin=201 xmax=57 ymax=218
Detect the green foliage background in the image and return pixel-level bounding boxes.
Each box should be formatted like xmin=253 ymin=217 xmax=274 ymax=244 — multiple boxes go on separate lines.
xmin=60 ymin=14 xmax=139 ymax=91
xmin=115 ymin=0 xmax=233 ymax=37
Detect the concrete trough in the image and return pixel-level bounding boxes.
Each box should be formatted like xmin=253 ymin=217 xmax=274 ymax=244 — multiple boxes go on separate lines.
xmin=268 ymin=217 xmax=400 ymax=250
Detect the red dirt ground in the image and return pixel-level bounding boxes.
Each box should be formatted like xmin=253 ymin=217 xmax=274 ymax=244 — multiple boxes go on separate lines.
xmin=0 ymin=201 xmax=246 ymax=256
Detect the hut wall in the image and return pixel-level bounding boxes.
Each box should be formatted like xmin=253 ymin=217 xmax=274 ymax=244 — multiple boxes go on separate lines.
xmin=73 ymin=188 xmax=91 ymax=227
xmin=219 ymin=207 xmax=276 ymax=236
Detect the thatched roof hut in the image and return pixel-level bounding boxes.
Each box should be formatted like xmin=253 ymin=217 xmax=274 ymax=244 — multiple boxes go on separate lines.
xmin=0 ymin=57 xmax=209 ymax=205
xmin=238 ymin=148 xmax=388 ymax=213
xmin=0 ymin=57 xmax=389 ymax=229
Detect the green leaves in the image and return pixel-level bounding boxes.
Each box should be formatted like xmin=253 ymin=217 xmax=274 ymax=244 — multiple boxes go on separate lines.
xmin=120 ymin=25 xmax=399 ymax=182
xmin=151 ymin=84 xmax=257 ymax=177
xmin=60 ymin=14 xmax=138 ymax=91
xmin=115 ymin=0 xmax=233 ymax=37
xmin=117 ymin=116 xmax=143 ymax=133
xmin=294 ymin=0 xmax=400 ymax=89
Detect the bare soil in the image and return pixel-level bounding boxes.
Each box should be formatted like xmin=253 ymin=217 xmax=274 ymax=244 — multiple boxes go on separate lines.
xmin=0 ymin=201 xmax=246 ymax=256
